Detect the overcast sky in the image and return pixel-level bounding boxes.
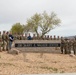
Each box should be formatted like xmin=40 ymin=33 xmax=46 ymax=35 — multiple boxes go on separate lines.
xmin=0 ymin=0 xmax=76 ymax=36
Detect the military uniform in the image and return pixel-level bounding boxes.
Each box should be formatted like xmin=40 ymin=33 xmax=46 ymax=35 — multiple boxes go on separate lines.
xmin=50 ymin=36 xmax=52 ymax=40
xmin=64 ymin=39 xmax=68 ymax=54
xmin=37 ymin=34 xmax=40 ymax=40
xmin=2 ymin=31 xmax=7 ymax=51
xmin=33 ymin=34 xmax=36 ymax=40
xmin=61 ymin=38 xmax=65 ymax=54
xmin=68 ymin=40 xmax=73 ymax=54
xmin=73 ymin=40 xmax=76 ymax=55
xmin=46 ymin=35 xmax=49 ymax=40
xmin=0 ymin=33 xmax=2 ymax=52
xmin=6 ymin=32 xmax=9 ymax=51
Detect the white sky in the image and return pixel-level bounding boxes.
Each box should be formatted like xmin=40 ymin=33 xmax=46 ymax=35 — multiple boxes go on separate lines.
xmin=0 ymin=0 xmax=76 ymax=36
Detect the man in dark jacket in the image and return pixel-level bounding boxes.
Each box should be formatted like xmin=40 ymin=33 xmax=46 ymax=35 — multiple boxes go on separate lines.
xmin=9 ymin=32 xmax=14 ymax=50
xmin=27 ymin=33 xmax=32 ymax=40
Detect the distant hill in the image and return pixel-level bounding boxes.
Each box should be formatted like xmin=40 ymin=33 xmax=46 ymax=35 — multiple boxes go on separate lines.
xmin=64 ymin=35 xmax=76 ymax=39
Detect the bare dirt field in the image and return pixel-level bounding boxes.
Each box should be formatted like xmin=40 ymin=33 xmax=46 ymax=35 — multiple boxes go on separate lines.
xmin=0 ymin=50 xmax=76 ymax=75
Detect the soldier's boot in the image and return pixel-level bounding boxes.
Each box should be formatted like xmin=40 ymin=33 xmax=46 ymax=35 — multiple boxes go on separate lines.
xmin=0 ymin=46 xmax=2 ymax=52
xmin=2 ymin=47 xmax=5 ymax=51
xmin=6 ymin=46 xmax=9 ymax=51
xmin=3 ymin=45 xmax=6 ymax=51
xmin=61 ymin=49 xmax=63 ymax=54
xmin=74 ymin=50 xmax=76 ymax=55
xmin=65 ymin=49 xmax=67 ymax=54
xmin=69 ymin=49 xmax=71 ymax=54
xmin=6 ymin=49 xmax=8 ymax=51
xmin=61 ymin=47 xmax=63 ymax=54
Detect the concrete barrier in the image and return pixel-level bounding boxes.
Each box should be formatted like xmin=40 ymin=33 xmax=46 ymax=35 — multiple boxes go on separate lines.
xmin=14 ymin=40 xmax=61 ymax=53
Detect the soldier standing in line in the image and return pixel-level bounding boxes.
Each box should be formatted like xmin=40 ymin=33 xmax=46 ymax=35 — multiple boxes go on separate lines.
xmin=68 ymin=39 xmax=73 ymax=54
xmin=64 ymin=38 xmax=69 ymax=54
xmin=2 ymin=31 xmax=7 ymax=51
xmin=61 ymin=37 xmax=65 ymax=54
xmin=24 ymin=33 xmax=27 ymax=40
xmin=73 ymin=38 xmax=76 ymax=55
xmin=19 ymin=35 xmax=21 ymax=40
xmin=37 ymin=34 xmax=40 ymax=40
xmin=33 ymin=34 xmax=36 ymax=40
xmin=22 ymin=34 xmax=25 ymax=40
xmin=0 ymin=31 xmax=2 ymax=52
xmin=6 ymin=32 xmax=9 ymax=51
xmin=50 ymin=36 xmax=52 ymax=40
xmin=47 ymin=35 xmax=49 ymax=40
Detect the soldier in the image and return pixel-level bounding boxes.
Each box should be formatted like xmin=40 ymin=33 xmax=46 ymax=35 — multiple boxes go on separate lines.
xmin=60 ymin=37 xmax=65 ymax=54
xmin=57 ymin=36 xmax=60 ymax=40
xmin=19 ymin=34 xmax=24 ymax=40
xmin=33 ymin=34 xmax=36 ymax=40
xmin=37 ymin=34 xmax=40 ymax=40
xmin=2 ymin=31 xmax=7 ymax=51
xmin=68 ymin=39 xmax=73 ymax=54
xmin=24 ymin=33 xmax=27 ymax=40
xmin=50 ymin=36 xmax=52 ymax=40
xmin=19 ymin=35 xmax=21 ymax=40
xmin=73 ymin=38 xmax=76 ymax=55
xmin=47 ymin=35 xmax=49 ymax=40
xmin=54 ymin=35 xmax=56 ymax=40
xmin=6 ymin=32 xmax=9 ymax=51
xmin=0 ymin=31 xmax=2 ymax=52
xmin=64 ymin=38 xmax=69 ymax=54
xmin=44 ymin=35 xmax=47 ymax=40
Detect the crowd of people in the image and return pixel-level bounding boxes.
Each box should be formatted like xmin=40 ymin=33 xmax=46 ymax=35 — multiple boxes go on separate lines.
xmin=0 ymin=31 xmax=14 ymax=52
xmin=61 ymin=37 xmax=76 ymax=55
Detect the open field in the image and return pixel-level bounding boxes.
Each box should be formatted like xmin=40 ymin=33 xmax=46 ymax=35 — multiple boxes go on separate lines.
xmin=0 ymin=51 xmax=76 ymax=75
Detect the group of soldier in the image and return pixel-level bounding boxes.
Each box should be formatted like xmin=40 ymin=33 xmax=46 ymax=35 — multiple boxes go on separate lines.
xmin=0 ymin=31 xmax=13 ymax=52
xmin=0 ymin=31 xmax=76 ymax=55
xmin=13 ymin=33 xmax=60 ymax=40
xmin=61 ymin=37 xmax=76 ymax=55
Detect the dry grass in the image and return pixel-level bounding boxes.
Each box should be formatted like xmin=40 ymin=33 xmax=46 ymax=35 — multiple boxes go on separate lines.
xmin=0 ymin=51 xmax=76 ymax=74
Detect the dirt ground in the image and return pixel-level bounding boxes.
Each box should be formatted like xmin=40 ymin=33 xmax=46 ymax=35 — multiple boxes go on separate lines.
xmin=0 ymin=51 xmax=76 ymax=75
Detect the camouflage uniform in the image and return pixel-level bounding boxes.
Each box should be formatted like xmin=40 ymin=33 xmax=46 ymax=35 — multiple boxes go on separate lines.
xmin=47 ymin=35 xmax=49 ymax=40
xmin=19 ymin=35 xmax=22 ymax=40
xmin=6 ymin=32 xmax=9 ymax=51
xmin=68 ymin=40 xmax=73 ymax=54
xmin=50 ymin=36 xmax=52 ymax=40
xmin=37 ymin=34 xmax=40 ymax=40
xmin=21 ymin=35 xmax=25 ymax=40
xmin=0 ymin=32 xmax=2 ymax=51
xmin=64 ymin=39 xmax=68 ymax=54
xmin=2 ymin=31 xmax=7 ymax=51
xmin=61 ymin=38 xmax=65 ymax=54
xmin=43 ymin=35 xmax=47 ymax=40
xmin=73 ymin=39 xmax=76 ymax=55
xmin=33 ymin=34 xmax=35 ymax=40
xmin=24 ymin=34 xmax=27 ymax=40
